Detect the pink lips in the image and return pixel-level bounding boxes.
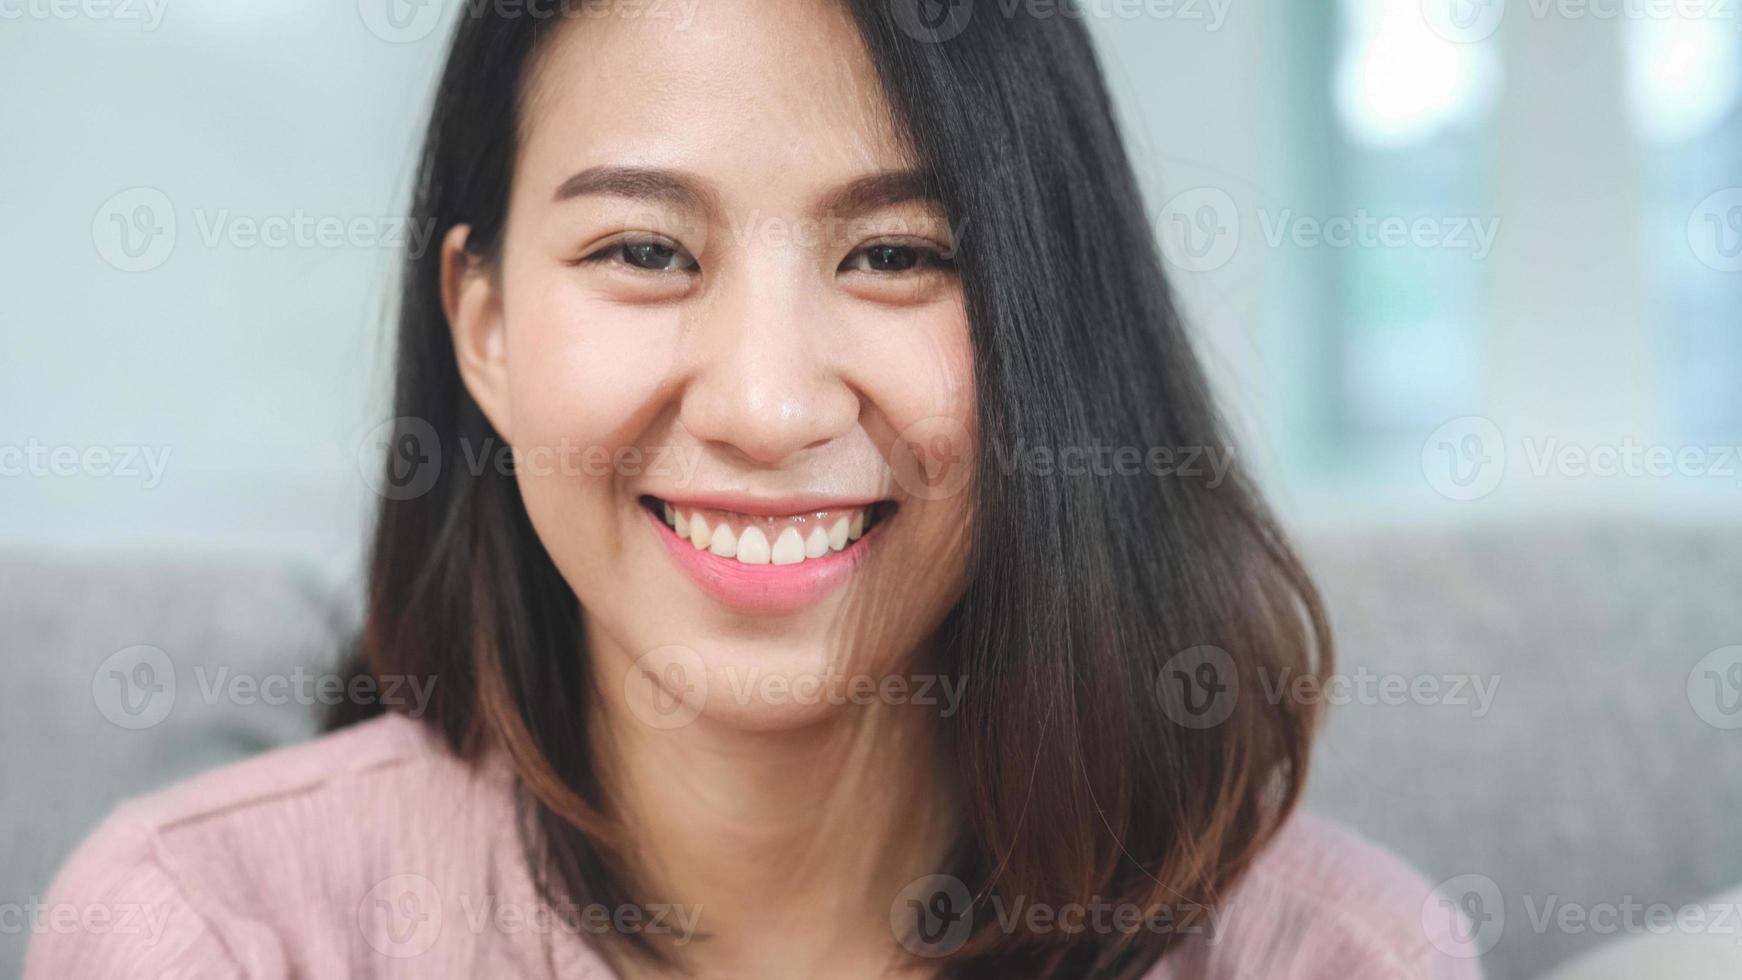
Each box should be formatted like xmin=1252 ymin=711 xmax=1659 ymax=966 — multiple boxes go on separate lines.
xmin=646 ymin=505 xmax=880 ymax=614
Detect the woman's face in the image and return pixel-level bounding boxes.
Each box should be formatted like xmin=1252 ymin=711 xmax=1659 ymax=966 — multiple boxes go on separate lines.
xmin=446 ymin=0 xmax=975 ymax=731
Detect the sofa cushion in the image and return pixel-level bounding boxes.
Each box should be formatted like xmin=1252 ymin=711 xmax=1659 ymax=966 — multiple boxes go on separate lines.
xmin=1303 ymin=521 xmax=1742 ymax=980
xmin=0 ymin=556 xmax=345 ymax=977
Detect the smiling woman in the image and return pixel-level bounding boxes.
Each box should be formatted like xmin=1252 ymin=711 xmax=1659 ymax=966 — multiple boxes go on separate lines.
xmin=26 ymin=1 xmax=1479 ymax=978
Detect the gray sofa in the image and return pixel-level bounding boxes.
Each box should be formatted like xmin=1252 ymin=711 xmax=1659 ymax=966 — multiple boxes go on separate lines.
xmin=1301 ymin=521 xmax=1742 ymax=978
xmin=5 ymin=521 xmax=1740 ymax=979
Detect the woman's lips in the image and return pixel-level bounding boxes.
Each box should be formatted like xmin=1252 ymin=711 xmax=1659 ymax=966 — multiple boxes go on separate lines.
xmin=643 ymin=497 xmax=888 ymax=614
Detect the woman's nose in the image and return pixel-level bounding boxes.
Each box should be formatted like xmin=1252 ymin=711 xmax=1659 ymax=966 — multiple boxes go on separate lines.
xmin=676 ymin=266 xmax=860 ymax=467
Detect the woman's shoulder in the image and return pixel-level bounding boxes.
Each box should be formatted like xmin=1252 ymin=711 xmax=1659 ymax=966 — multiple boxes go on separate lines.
xmin=66 ymin=711 xmax=477 ymax=845
xmin=1238 ymin=811 xmax=1456 ymax=917
xmin=22 ymin=713 xmax=517 ymax=979
xmin=1151 ymin=811 xmax=1485 ymax=979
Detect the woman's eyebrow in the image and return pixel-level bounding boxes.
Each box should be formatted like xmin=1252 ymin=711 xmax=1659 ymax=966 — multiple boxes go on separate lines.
xmin=551 ymin=166 xmax=715 ymax=211
xmin=549 ymin=166 xmax=939 ymax=218
xmin=814 ymin=169 xmax=939 ymax=218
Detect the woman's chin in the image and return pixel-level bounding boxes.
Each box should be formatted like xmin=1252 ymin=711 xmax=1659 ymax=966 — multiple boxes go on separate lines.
xmin=613 ymin=634 xmax=907 ymax=736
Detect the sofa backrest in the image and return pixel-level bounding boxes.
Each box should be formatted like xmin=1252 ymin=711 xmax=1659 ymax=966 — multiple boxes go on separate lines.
xmin=1303 ymin=521 xmax=1742 ymax=980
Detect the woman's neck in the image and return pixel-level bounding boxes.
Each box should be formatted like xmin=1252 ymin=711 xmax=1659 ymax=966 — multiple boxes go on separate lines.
xmin=590 ymin=648 xmax=960 ymax=979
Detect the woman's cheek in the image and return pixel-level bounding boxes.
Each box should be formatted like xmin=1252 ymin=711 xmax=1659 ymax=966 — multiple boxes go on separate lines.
xmin=844 ymin=302 xmax=977 ymax=493
xmin=501 ymin=290 xmax=683 ymax=564
xmin=504 ymin=285 xmax=685 ymax=459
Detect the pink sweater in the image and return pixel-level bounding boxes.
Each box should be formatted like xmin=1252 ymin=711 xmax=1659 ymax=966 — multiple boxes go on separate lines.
xmin=25 ymin=714 xmax=1482 ymax=978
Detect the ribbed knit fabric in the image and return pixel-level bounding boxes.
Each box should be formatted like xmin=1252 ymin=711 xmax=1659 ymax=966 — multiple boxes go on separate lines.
xmin=25 ymin=714 xmax=1482 ymax=978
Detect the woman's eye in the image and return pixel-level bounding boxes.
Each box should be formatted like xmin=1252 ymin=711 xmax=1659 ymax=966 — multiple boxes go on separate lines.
xmin=582 ymin=238 xmax=698 ymax=273
xmin=621 ymin=241 xmax=693 ymax=271
xmin=841 ymin=242 xmax=951 ymax=274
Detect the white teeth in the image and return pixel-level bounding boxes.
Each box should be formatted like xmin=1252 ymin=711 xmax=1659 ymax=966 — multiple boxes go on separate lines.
xmin=771 ymin=527 xmax=805 ymax=565
xmin=804 ymin=526 xmax=830 ymax=558
xmin=709 ymin=524 xmax=738 ymax=558
xmin=736 ymin=526 xmax=771 ymax=565
xmin=667 ymin=504 xmax=880 ymax=565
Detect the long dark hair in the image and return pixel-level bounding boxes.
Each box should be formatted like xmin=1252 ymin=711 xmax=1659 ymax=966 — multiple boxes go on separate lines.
xmin=337 ymin=4 xmax=1331 ymax=977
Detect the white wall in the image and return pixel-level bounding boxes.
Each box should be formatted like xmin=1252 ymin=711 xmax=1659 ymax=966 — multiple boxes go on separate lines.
xmin=1 ymin=3 xmax=451 ymax=576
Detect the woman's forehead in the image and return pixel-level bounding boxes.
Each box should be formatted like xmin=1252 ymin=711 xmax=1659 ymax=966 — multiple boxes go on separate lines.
xmin=516 ymin=0 xmax=911 ymax=192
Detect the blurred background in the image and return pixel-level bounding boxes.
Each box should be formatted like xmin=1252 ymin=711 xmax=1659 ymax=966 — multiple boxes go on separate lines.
xmin=3 ymin=2 xmax=1740 ymax=979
